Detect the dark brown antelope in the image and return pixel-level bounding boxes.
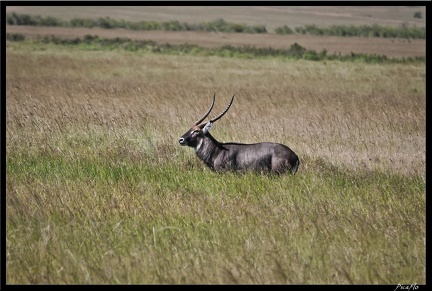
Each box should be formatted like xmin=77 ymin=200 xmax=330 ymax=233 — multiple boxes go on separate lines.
xmin=179 ymin=94 xmax=299 ymax=174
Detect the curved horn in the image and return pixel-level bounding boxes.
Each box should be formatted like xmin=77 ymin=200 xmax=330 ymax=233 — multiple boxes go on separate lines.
xmin=195 ymin=93 xmax=216 ymax=125
xmin=210 ymin=94 xmax=235 ymax=123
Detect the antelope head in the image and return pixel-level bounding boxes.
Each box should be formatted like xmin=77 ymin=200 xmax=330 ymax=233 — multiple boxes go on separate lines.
xmin=179 ymin=94 xmax=235 ymax=150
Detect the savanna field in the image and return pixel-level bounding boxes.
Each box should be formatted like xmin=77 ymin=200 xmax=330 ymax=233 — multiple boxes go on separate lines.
xmin=5 ymin=6 xmax=426 ymax=285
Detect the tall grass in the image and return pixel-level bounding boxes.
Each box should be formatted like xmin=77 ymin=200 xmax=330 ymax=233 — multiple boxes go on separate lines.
xmin=6 ymin=42 xmax=425 ymax=284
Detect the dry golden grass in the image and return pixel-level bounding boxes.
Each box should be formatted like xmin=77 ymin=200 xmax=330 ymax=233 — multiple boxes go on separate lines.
xmin=6 ymin=46 xmax=425 ymax=178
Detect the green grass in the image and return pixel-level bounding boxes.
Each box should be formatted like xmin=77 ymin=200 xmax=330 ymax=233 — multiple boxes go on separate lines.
xmin=6 ymin=41 xmax=425 ymax=284
xmin=6 ymin=124 xmax=425 ymax=284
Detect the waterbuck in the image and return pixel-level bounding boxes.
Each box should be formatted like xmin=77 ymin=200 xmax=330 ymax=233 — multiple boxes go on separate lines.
xmin=179 ymin=94 xmax=299 ymax=174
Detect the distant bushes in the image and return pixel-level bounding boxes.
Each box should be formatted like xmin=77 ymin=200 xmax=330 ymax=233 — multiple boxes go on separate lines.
xmin=280 ymin=23 xmax=425 ymax=39
xmin=274 ymin=25 xmax=295 ymax=35
xmin=6 ymin=33 xmax=424 ymax=64
xmin=6 ymin=33 xmax=25 ymax=41
xmin=6 ymin=12 xmax=64 ymax=26
xmin=6 ymin=13 xmax=267 ymax=34
xmin=6 ymin=12 xmax=425 ymax=39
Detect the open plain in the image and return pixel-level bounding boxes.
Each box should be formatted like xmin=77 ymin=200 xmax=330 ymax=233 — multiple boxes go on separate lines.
xmin=6 ymin=6 xmax=426 ymax=284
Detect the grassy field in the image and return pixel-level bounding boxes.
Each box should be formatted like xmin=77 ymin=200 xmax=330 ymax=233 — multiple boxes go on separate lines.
xmin=5 ymin=5 xmax=426 ymax=283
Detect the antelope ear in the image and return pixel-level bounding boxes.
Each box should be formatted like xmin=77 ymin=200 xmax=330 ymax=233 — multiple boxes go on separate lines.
xmin=203 ymin=122 xmax=213 ymax=134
